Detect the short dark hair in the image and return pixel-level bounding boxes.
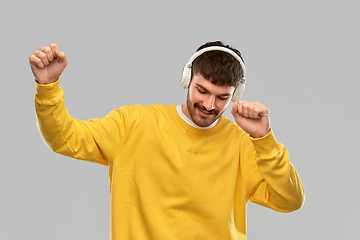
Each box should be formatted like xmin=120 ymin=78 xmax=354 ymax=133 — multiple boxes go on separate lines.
xmin=192 ymin=41 xmax=244 ymax=87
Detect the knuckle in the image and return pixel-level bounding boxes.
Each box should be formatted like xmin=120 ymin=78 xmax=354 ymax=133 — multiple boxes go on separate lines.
xmin=31 ymin=58 xmax=43 ymax=67
xmin=29 ymin=55 xmax=36 ymax=62
xmin=34 ymin=58 xmax=42 ymax=64
xmin=39 ymin=52 xmax=46 ymax=58
xmin=43 ymin=46 xmax=51 ymax=53
xmin=49 ymin=43 xmax=58 ymax=51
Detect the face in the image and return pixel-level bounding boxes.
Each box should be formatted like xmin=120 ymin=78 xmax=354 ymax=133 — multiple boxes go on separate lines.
xmin=182 ymin=73 xmax=235 ymax=127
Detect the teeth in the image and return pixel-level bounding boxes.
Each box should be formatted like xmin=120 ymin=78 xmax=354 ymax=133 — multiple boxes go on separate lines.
xmin=199 ymin=108 xmax=211 ymax=114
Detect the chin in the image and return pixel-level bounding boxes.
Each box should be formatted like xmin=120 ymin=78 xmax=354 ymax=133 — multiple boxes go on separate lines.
xmin=186 ymin=97 xmax=223 ymax=127
xmin=191 ymin=109 xmax=220 ymax=127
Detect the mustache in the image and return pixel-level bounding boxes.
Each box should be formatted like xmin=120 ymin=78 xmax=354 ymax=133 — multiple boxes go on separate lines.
xmin=194 ymin=103 xmax=219 ymax=115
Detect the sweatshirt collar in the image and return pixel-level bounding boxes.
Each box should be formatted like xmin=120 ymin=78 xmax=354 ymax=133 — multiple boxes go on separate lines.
xmin=170 ymin=104 xmax=225 ymax=136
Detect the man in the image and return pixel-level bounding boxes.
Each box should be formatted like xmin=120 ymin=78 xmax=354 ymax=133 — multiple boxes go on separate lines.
xmin=29 ymin=41 xmax=305 ymax=240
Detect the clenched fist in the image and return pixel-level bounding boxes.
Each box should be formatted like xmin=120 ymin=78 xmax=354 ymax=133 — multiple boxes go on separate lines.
xmin=231 ymin=100 xmax=270 ymax=138
xmin=29 ymin=43 xmax=67 ymax=84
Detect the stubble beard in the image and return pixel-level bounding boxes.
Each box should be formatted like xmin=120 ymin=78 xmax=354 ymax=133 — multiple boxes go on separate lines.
xmin=186 ymin=93 xmax=224 ymax=127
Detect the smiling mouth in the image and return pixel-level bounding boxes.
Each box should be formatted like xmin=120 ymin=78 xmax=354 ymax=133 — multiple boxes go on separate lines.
xmin=198 ymin=107 xmax=214 ymax=117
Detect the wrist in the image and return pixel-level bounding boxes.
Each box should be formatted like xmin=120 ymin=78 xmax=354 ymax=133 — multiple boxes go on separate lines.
xmin=250 ymin=129 xmax=270 ymax=139
xmin=35 ymin=77 xmax=59 ymax=85
xmin=250 ymin=129 xmax=279 ymax=157
xmin=35 ymin=77 xmax=61 ymax=105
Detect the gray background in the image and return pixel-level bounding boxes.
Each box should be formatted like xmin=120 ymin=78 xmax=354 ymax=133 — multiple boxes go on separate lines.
xmin=1 ymin=0 xmax=359 ymax=239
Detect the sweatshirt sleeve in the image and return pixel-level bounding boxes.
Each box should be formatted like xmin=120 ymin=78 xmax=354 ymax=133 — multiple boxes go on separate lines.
xmin=35 ymin=79 xmax=125 ymax=165
xmin=245 ymin=130 xmax=305 ymax=212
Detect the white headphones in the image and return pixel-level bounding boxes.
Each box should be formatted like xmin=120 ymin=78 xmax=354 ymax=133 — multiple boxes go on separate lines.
xmin=180 ymin=46 xmax=246 ymax=102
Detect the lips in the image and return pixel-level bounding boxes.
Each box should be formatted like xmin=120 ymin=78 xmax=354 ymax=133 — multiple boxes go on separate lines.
xmin=196 ymin=105 xmax=218 ymax=118
xmin=197 ymin=107 xmax=211 ymax=116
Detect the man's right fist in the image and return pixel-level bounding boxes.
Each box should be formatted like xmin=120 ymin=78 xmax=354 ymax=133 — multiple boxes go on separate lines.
xmin=29 ymin=43 xmax=68 ymax=84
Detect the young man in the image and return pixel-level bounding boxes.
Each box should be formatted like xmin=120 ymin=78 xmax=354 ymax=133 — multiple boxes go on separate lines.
xmin=30 ymin=41 xmax=305 ymax=240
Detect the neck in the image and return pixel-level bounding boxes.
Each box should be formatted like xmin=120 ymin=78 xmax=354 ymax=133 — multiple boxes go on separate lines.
xmin=181 ymin=104 xmax=191 ymax=119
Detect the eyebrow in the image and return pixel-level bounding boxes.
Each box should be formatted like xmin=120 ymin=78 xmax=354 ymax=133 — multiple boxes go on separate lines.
xmin=195 ymin=83 xmax=232 ymax=97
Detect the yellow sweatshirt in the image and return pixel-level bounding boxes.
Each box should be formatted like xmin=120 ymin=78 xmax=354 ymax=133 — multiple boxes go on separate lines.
xmin=35 ymin=80 xmax=305 ymax=240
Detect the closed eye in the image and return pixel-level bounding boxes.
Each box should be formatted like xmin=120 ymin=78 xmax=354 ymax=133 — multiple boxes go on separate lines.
xmin=197 ymin=88 xmax=208 ymax=94
xmin=218 ymin=96 xmax=229 ymax=101
xmin=197 ymin=87 xmax=229 ymax=100
xmin=195 ymin=84 xmax=231 ymax=101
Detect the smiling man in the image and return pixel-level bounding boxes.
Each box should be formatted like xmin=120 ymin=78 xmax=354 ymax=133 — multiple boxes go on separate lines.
xmin=183 ymin=73 xmax=233 ymax=127
xmin=30 ymin=41 xmax=305 ymax=240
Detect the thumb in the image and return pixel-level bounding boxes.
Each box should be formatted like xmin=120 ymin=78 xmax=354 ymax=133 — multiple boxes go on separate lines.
xmin=54 ymin=50 xmax=68 ymax=67
xmin=231 ymin=103 xmax=245 ymax=125
xmin=231 ymin=103 xmax=239 ymax=118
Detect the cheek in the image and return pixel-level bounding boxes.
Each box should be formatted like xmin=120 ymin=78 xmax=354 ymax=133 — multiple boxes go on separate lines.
xmin=188 ymin=88 xmax=201 ymax=103
xmin=216 ymin=100 xmax=231 ymax=112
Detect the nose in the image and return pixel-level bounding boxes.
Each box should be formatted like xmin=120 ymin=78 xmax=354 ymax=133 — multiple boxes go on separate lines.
xmin=203 ymin=95 xmax=216 ymax=111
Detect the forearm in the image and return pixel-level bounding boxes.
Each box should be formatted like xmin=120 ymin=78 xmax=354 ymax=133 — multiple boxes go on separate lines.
xmin=248 ymin=130 xmax=305 ymax=212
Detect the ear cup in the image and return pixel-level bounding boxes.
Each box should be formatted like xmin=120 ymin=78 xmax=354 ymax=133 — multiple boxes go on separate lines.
xmin=180 ymin=64 xmax=192 ymax=89
xmin=231 ymin=81 xmax=245 ymax=102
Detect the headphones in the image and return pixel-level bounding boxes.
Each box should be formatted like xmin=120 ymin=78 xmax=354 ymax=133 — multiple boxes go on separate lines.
xmin=180 ymin=46 xmax=246 ymax=102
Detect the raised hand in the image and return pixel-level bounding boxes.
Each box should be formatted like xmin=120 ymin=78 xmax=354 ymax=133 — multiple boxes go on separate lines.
xmin=29 ymin=43 xmax=68 ymax=84
xmin=231 ymin=100 xmax=270 ymax=138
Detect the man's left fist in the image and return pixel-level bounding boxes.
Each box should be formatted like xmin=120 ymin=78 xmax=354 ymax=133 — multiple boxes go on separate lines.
xmin=231 ymin=100 xmax=270 ymax=138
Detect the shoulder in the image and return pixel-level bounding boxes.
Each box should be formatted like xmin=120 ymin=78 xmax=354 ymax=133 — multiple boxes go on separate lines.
xmin=219 ymin=115 xmax=245 ymax=135
xmin=119 ymin=103 xmax=174 ymax=114
xmin=111 ymin=103 xmax=176 ymax=122
xmin=204 ymin=115 xmax=249 ymax=144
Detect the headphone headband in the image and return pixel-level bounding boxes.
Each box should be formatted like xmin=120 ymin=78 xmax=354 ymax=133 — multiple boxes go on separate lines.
xmin=180 ymin=46 xmax=246 ymax=102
